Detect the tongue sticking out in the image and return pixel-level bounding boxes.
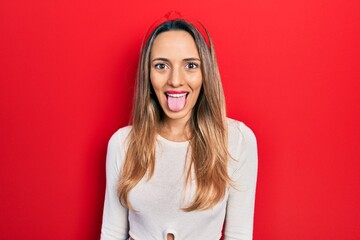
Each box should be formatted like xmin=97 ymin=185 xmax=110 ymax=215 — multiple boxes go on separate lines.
xmin=167 ymin=94 xmax=187 ymax=112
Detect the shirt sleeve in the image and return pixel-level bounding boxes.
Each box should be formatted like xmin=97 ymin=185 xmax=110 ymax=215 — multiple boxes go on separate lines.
xmin=100 ymin=131 xmax=129 ymax=240
xmin=224 ymin=123 xmax=258 ymax=240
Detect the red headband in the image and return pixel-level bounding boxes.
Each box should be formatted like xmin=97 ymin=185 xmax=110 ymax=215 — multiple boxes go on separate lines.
xmin=144 ymin=11 xmax=211 ymax=48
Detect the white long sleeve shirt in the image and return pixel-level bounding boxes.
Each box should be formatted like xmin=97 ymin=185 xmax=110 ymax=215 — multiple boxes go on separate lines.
xmin=101 ymin=118 xmax=258 ymax=240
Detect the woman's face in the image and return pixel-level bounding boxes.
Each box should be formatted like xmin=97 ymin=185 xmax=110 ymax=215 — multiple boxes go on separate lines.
xmin=150 ymin=30 xmax=203 ymax=123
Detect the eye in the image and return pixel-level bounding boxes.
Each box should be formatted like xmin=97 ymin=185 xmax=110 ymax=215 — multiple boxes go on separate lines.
xmin=185 ymin=62 xmax=199 ymax=69
xmin=154 ymin=63 xmax=168 ymax=70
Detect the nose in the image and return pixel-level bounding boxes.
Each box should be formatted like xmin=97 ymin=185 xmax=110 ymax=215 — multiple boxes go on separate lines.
xmin=167 ymin=67 xmax=184 ymax=87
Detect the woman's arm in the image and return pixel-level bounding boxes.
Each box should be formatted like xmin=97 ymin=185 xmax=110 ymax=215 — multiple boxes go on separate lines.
xmin=100 ymin=130 xmax=129 ymax=240
xmin=225 ymin=123 xmax=258 ymax=240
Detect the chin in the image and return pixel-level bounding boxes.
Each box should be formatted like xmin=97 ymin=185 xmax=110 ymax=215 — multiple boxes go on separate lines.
xmin=163 ymin=108 xmax=192 ymax=121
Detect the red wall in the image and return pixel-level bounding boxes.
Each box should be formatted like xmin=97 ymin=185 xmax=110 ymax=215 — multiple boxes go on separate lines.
xmin=1 ymin=0 xmax=359 ymax=239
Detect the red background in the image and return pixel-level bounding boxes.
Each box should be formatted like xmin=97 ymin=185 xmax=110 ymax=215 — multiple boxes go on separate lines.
xmin=1 ymin=0 xmax=359 ymax=239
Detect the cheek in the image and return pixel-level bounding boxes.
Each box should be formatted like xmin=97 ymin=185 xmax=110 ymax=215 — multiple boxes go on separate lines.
xmin=149 ymin=73 xmax=159 ymax=91
xmin=150 ymin=71 xmax=165 ymax=90
xmin=190 ymin=73 xmax=203 ymax=90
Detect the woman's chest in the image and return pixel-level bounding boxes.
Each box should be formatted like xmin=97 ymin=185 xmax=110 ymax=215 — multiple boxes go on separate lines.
xmin=129 ymin=144 xmax=190 ymax=212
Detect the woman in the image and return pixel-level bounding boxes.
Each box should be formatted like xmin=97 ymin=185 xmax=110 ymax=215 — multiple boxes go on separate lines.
xmin=101 ymin=11 xmax=258 ymax=240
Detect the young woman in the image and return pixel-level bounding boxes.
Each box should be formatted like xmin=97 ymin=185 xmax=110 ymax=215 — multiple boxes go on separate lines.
xmin=100 ymin=11 xmax=258 ymax=240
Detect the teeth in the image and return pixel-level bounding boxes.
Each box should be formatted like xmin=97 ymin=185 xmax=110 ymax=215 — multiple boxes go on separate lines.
xmin=167 ymin=93 xmax=187 ymax=98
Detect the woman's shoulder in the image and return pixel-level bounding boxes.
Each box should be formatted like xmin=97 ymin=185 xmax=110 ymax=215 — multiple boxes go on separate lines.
xmin=108 ymin=125 xmax=133 ymax=149
xmin=226 ymin=118 xmax=258 ymax=181
xmin=226 ymin=117 xmax=257 ymax=145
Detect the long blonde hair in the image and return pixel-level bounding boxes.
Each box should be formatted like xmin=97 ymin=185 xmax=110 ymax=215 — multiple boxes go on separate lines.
xmin=118 ymin=20 xmax=230 ymax=211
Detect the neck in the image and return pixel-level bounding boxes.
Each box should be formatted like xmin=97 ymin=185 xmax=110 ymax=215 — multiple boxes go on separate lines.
xmin=158 ymin=117 xmax=190 ymax=142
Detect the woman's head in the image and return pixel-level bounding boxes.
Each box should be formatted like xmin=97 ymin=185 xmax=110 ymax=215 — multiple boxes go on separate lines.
xmin=150 ymin=30 xmax=203 ymax=123
xmin=132 ymin=15 xmax=226 ymax=127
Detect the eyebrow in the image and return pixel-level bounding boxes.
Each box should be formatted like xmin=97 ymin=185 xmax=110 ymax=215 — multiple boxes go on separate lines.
xmin=183 ymin=58 xmax=201 ymax=62
xmin=151 ymin=57 xmax=201 ymax=62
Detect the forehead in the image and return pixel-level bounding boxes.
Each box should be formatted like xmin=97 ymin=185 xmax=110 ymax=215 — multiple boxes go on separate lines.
xmin=150 ymin=30 xmax=199 ymax=59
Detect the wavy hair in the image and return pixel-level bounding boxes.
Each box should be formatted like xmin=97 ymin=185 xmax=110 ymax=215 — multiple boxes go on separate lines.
xmin=118 ymin=20 xmax=230 ymax=211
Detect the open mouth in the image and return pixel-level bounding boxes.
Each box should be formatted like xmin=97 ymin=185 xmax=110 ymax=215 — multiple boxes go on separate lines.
xmin=165 ymin=91 xmax=189 ymax=112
